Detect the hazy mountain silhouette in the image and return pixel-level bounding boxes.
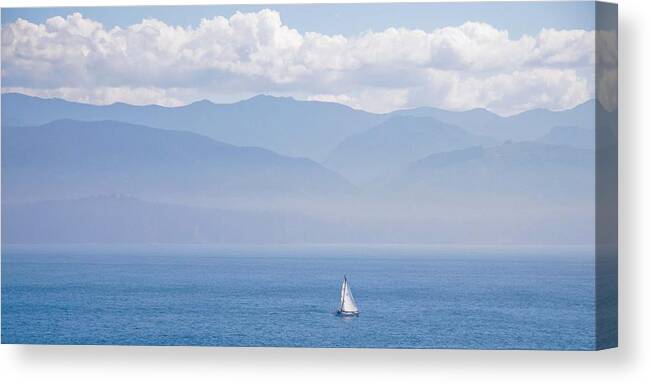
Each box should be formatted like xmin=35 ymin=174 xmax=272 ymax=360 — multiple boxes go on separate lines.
xmin=2 ymin=93 xmax=596 ymax=160
xmin=392 ymin=100 xmax=595 ymax=142
xmin=1 ymin=93 xmax=384 ymax=160
xmin=2 ymin=119 xmax=353 ymax=204
xmin=536 ymin=125 xmax=595 ymax=149
xmin=385 ymin=141 xmax=595 ymax=200
xmin=325 ymin=115 xmax=495 ymax=184
xmin=1 ymin=195 xmax=339 ymax=244
xmin=1 ymin=95 xmax=600 ymax=245
xmin=1 ymin=192 xmax=594 ymax=245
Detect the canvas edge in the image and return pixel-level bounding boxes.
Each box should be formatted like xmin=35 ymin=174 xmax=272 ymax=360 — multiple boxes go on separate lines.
xmin=594 ymin=0 xmax=619 ymax=351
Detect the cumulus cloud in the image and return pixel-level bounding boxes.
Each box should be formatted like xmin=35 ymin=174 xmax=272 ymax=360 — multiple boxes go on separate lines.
xmin=1 ymin=10 xmax=595 ymax=114
xmin=1 ymin=86 xmax=187 ymax=106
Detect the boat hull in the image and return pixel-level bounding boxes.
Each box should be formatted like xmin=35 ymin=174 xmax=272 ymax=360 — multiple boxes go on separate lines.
xmin=337 ymin=310 xmax=359 ymax=317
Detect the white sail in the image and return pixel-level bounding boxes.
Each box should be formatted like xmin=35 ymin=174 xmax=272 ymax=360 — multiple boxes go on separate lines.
xmin=340 ymin=277 xmax=359 ymax=313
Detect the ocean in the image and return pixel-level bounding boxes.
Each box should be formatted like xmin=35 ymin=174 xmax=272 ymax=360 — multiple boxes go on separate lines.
xmin=1 ymin=244 xmax=596 ymax=349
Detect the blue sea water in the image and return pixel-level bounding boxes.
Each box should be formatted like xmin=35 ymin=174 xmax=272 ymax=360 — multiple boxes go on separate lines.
xmin=1 ymin=244 xmax=596 ymax=350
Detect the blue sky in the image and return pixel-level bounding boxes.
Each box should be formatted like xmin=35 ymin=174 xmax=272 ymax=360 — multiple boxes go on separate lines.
xmin=2 ymin=2 xmax=594 ymax=38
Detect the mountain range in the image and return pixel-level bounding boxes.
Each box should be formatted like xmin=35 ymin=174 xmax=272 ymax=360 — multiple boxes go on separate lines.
xmin=2 ymin=119 xmax=352 ymax=205
xmin=325 ymin=115 xmax=495 ymax=184
xmin=1 ymin=93 xmax=600 ymax=244
xmin=536 ymin=125 xmax=595 ymax=149
xmin=392 ymin=99 xmax=596 ymax=141
xmin=1 ymin=93 xmax=384 ymax=160
xmin=2 ymin=93 xmax=595 ymax=160
xmin=385 ymin=141 xmax=595 ymax=200
xmin=1 ymin=195 xmax=336 ymax=244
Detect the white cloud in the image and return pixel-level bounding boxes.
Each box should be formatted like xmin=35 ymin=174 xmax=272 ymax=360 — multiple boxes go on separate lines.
xmin=1 ymin=86 xmax=186 ymax=107
xmin=307 ymin=88 xmax=409 ymax=113
xmin=415 ymin=68 xmax=590 ymax=114
xmin=1 ymin=10 xmax=595 ymax=114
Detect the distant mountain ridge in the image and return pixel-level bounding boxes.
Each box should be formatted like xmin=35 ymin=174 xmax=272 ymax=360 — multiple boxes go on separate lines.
xmin=1 ymin=119 xmax=353 ymax=204
xmin=1 ymin=93 xmax=385 ymax=160
xmin=2 ymin=93 xmax=595 ymax=160
xmin=1 ymin=118 xmax=598 ymax=245
xmin=536 ymin=125 xmax=595 ymax=149
xmin=325 ymin=115 xmax=495 ymax=184
xmin=385 ymin=141 xmax=595 ymax=200
xmin=392 ymin=99 xmax=596 ymax=142
xmin=1 ymin=195 xmax=334 ymax=244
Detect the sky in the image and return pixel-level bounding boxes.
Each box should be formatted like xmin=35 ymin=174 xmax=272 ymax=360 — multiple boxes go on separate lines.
xmin=1 ymin=2 xmax=597 ymax=115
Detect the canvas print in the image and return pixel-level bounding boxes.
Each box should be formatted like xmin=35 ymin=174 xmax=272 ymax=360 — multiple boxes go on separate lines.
xmin=1 ymin=1 xmax=618 ymax=350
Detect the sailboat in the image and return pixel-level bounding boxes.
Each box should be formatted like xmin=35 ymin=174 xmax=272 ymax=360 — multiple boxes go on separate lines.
xmin=337 ymin=275 xmax=359 ymax=316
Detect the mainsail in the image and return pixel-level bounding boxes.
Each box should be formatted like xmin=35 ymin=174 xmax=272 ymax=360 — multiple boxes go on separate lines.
xmin=339 ymin=276 xmax=359 ymax=314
